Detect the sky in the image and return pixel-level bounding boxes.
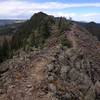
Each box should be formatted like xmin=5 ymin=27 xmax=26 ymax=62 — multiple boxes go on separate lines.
xmin=0 ymin=0 xmax=100 ymax=22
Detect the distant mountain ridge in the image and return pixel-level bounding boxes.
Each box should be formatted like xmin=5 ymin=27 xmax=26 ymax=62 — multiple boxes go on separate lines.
xmin=0 ymin=20 xmax=25 ymax=26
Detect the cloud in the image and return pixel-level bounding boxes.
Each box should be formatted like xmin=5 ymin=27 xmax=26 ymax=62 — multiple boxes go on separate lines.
xmin=46 ymin=11 xmax=100 ymax=22
xmin=0 ymin=1 xmax=100 ymax=22
xmin=48 ymin=12 xmax=76 ymax=17
xmin=70 ymin=13 xmax=100 ymax=22
xmin=82 ymin=13 xmax=100 ymax=17
xmin=0 ymin=1 xmax=100 ymax=11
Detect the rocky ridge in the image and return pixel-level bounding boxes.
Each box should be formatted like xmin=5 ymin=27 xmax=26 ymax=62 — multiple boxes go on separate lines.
xmin=0 ymin=23 xmax=100 ymax=100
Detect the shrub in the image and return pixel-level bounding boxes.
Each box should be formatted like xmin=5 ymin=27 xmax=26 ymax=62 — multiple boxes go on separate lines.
xmin=61 ymin=37 xmax=72 ymax=48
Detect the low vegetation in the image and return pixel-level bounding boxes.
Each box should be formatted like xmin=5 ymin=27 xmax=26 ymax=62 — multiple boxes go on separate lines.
xmin=61 ymin=37 xmax=72 ymax=48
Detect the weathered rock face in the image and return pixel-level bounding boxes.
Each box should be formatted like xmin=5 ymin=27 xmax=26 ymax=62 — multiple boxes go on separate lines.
xmin=0 ymin=24 xmax=100 ymax=100
xmin=46 ymin=48 xmax=96 ymax=100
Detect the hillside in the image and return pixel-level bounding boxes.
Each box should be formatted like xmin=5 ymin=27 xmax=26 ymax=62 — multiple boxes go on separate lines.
xmin=0 ymin=12 xmax=72 ymax=63
xmin=0 ymin=12 xmax=100 ymax=100
xmin=0 ymin=21 xmax=24 ymax=63
xmin=13 ymin=12 xmax=71 ymax=49
xmin=76 ymin=21 xmax=100 ymax=41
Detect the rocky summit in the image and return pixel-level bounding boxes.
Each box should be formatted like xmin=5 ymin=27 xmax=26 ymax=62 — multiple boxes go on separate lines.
xmin=0 ymin=12 xmax=100 ymax=100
